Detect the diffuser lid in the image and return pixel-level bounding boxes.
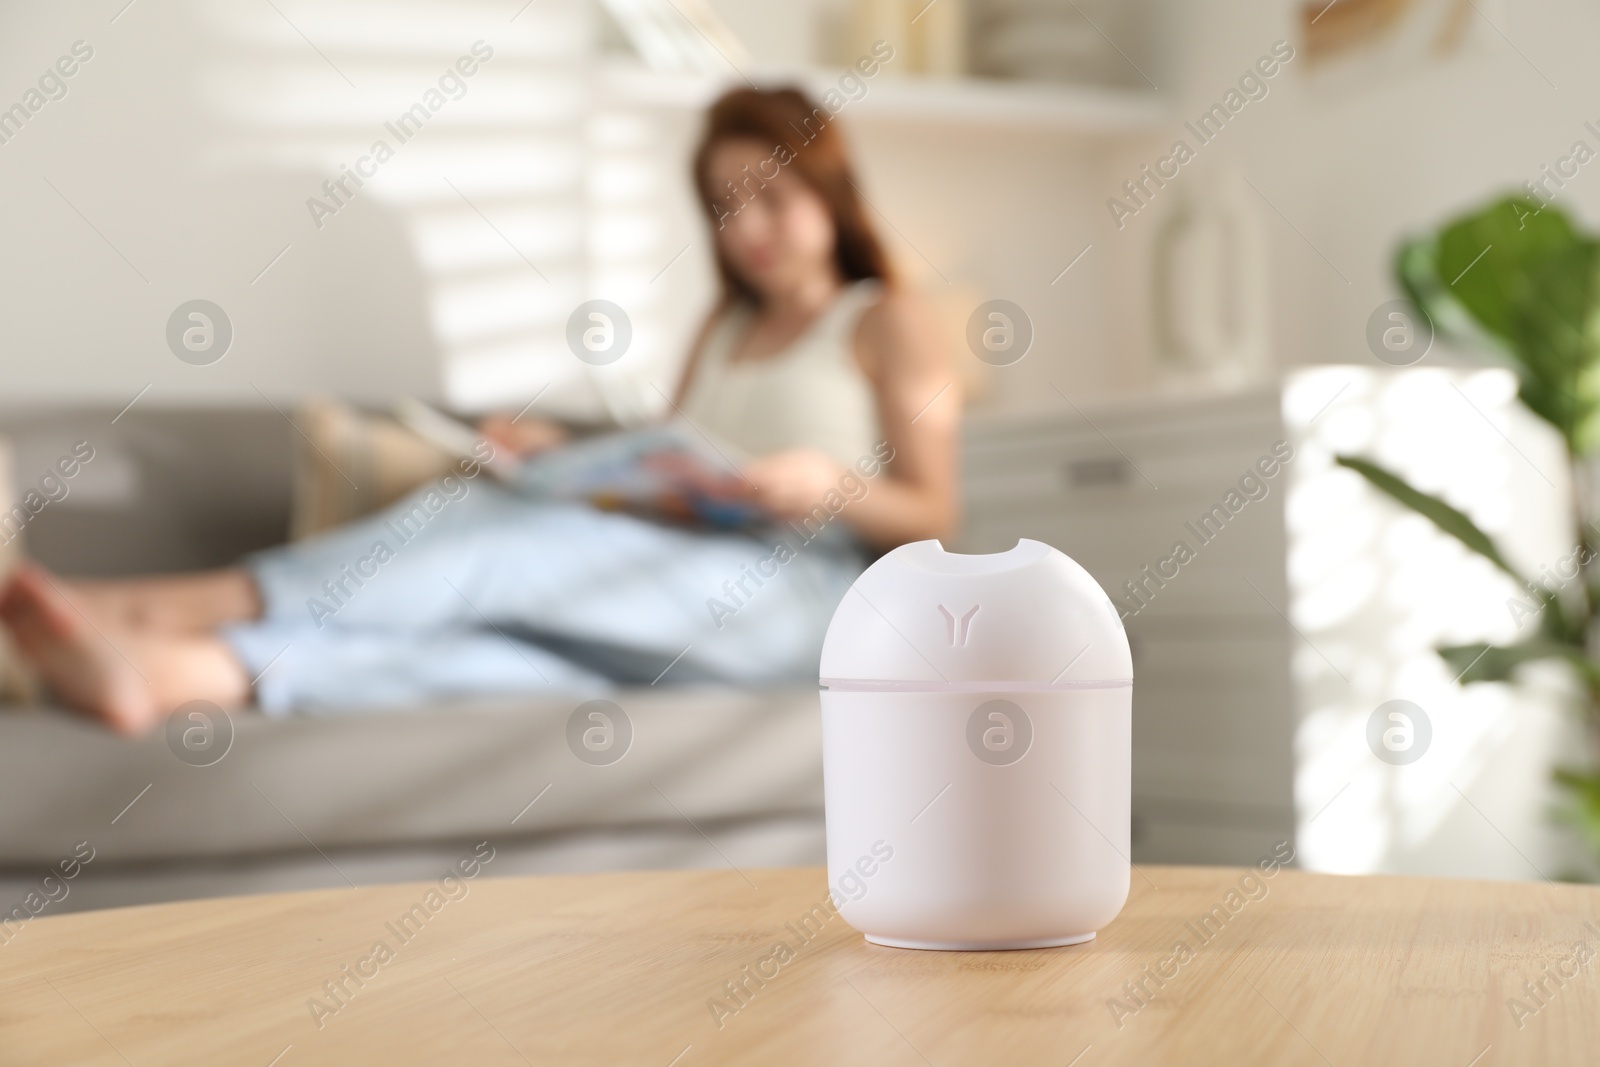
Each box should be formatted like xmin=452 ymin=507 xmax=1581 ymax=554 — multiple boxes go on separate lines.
xmin=819 ymin=539 xmax=1131 ymax=691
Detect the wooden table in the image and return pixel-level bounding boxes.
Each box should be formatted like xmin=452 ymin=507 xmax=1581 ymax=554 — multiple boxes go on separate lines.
xmin=2 ymin=865 xmax=1596 ymax=1065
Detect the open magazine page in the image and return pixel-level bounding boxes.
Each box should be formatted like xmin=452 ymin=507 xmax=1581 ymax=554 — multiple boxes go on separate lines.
xmin=508 ymin=420 xmax=764 ymax=529
xmin=395 ymin=400 xmax=764 ymax=528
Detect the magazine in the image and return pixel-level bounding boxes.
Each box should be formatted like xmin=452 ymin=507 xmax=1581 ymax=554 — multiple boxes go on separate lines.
xmin=395 ymin=399 xmax=764 ymax=529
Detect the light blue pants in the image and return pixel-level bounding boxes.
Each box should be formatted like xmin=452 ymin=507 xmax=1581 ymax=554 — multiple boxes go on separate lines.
xmin=222 ymin=480 xmax=864 ymax=713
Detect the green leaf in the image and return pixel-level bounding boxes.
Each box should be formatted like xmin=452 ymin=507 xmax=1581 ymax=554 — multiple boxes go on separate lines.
xmin=1553 ymin=768 xmax=1600 ymax=859
xmin=1440 ymin=199 xmax=1583 ymax=344
xmin=1394 ymin=195 xmax=1600 ymax=454
xmin=1438 ymin=639 xmax=1588 ymax=685
xmin=1334 ymin=455 xmax=1525 ymax=583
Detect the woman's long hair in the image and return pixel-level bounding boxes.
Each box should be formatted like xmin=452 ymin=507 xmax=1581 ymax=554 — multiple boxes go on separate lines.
xmin=692 ymin=87 xmax=894 ymax=305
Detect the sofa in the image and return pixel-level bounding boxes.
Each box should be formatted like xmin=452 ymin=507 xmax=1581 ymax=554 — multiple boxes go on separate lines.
xmin=0 ymin=405 xmax=837 ymax=914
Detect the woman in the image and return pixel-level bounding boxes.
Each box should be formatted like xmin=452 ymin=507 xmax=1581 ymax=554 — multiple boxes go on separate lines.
xmin=0 ymin=88 xmax=959 ymax=734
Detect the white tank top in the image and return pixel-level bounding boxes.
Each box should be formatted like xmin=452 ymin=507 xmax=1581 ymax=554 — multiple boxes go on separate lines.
xmin=680 ymin=281 xmax=883 ymax=468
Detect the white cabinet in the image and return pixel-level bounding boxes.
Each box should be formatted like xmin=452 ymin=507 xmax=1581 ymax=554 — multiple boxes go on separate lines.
xmin=961 ymin=384 xmax=1296 ymax=864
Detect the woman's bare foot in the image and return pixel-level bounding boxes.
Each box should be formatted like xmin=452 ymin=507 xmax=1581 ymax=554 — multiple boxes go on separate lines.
xmin=0 ymin=565 xmax=158 ymax=734
xmin=0 ymin=565 xmax=252 ymax=736
xmin=55 ymin=568 xmax=263 ymax=633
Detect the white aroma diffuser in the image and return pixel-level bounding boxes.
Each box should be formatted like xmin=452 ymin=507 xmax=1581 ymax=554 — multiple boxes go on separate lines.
xmin=819 ymin=538 xmax=1132 ymax=950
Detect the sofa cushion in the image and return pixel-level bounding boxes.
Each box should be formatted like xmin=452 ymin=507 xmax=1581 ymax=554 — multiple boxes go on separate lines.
xmin=288 ymin=396 xmax=458 ymax=540
xmin=0 ymin=406 xmax=292 ymax=577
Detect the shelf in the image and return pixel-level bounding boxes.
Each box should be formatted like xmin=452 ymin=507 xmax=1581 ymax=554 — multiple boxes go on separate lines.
xmin=823 ymin=74 xmax=1167 ymax=134
xmin=599 ymin=61 xmax=1167 ymax=136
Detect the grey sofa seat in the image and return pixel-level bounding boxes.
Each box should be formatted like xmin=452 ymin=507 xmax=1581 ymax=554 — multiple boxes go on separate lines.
xmin=0 ymin=688 xmax=826 ymax=911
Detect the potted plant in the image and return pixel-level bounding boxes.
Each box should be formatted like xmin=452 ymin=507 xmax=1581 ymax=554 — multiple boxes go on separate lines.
xmin=1338 ymin=194 xmax=1600 ymax=866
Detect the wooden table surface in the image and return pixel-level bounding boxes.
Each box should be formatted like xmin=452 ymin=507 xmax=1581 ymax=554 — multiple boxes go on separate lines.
xmin=2 ymin=864 xmax=1597 ymax=1065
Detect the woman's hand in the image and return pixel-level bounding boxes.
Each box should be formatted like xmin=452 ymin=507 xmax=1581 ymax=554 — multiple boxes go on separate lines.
xmin=477 ymin=413 xmax=568 ymax=460
xmin=743 ymin=449 xmax=847 ymax=520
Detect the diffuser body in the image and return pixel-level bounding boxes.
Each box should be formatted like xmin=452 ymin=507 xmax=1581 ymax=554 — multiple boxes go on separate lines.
xmin=819 ymin=539 xmax=1132 ymax=950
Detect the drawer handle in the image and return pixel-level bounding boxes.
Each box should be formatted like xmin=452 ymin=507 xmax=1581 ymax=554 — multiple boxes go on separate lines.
xmin=1064 ymin=457 xmax=1131 ymax=488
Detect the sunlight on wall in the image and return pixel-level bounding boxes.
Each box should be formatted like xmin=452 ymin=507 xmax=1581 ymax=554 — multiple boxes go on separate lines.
xmin=1285 ymin=366 xmax=1576 ymax=878
xmin=194 ymin=0 xmax=680 ymax=420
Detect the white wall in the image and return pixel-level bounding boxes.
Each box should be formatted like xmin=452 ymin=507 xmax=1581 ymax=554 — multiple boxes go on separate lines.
xmin=1 ymin=2 xmax=444 ymax=406
xmin=0 ymin=0 xmax=709 ymax=420
xmin=11 ymin=1 xmax=1598 ymax=412
xmin=1143 ymin=0 xmax=1600 ymax=367
xmin=0 ymin=0 xmax=1160 ymax=416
